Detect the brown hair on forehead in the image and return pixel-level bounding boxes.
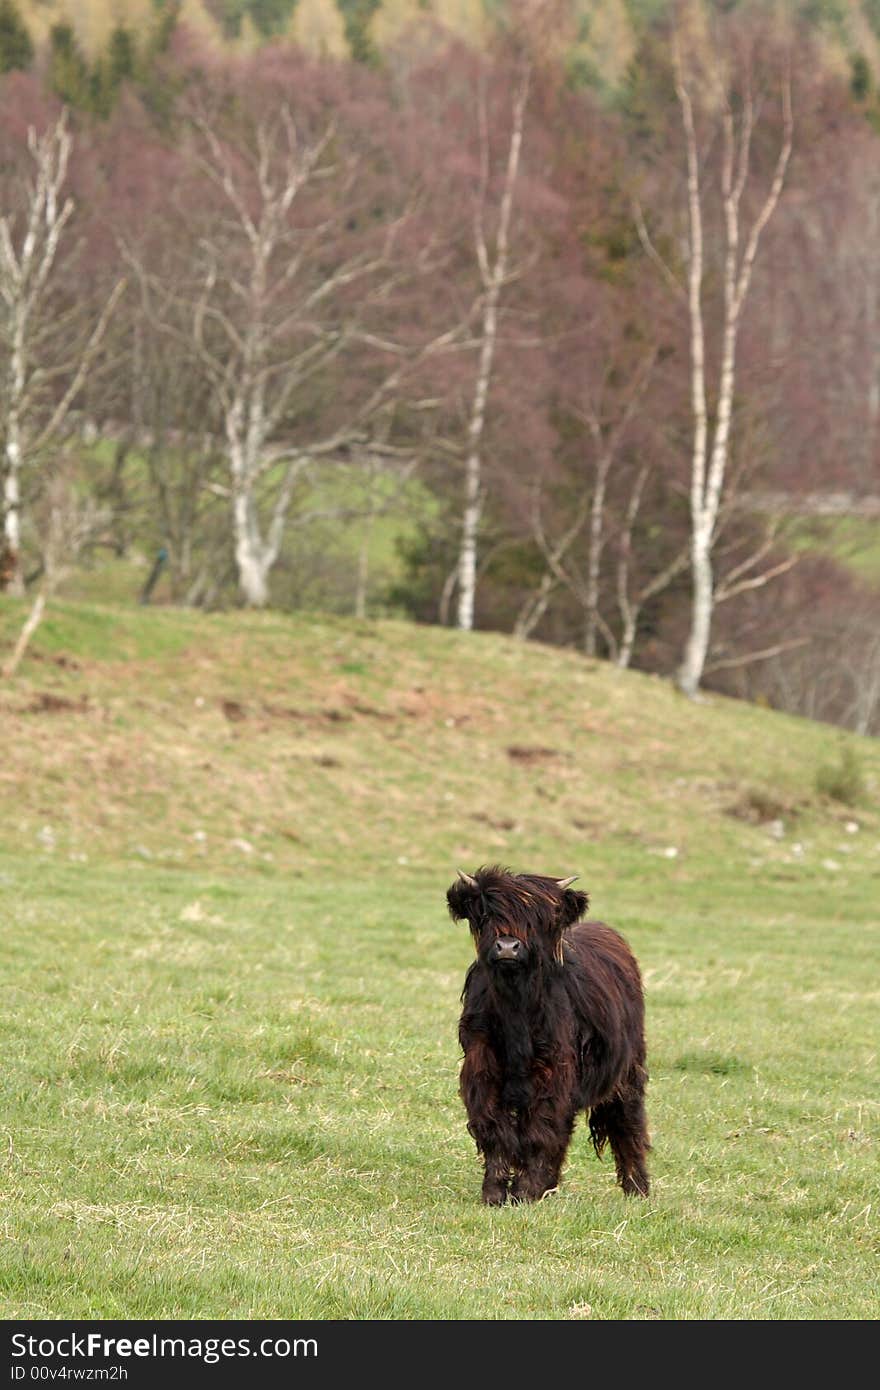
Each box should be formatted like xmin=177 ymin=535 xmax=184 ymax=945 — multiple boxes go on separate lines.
xmin=490 ymin=921 xmax=531 ymax=943
xmin=474 ymin=893 xmax=557 ymax=941
xmin=450 ymin=865 xmax=587 ymax=943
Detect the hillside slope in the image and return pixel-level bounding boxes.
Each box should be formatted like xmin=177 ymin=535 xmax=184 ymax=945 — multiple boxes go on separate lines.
xmin=0 ymin=597 xmax=877 ymax=880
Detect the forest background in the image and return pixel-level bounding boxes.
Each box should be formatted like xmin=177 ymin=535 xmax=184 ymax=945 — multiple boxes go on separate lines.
xmin=1 ymin=0 xmax=879 ymax=733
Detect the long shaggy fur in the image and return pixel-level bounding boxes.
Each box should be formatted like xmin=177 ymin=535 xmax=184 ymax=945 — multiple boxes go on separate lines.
xmin=448 ymin=865 xmax=650 ymax=1205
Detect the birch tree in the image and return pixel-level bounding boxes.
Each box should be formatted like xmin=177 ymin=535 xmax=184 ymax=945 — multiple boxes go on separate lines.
xmin=133 ymin=102 xmax=464 ymax=608
xmin=866 ymin=183 xmax=880 ymax=481
xmin=669 ymin=31 xmax=793 ymax=697
xmin=524 ymin=345 xmax=657 ymax=656
xmin=0 ymin=109 xmax=123 ymax=592
xmin=614 ymin=462 xmax=690 ymax=669
xmin=455 ymin=64 xmax=530 ymax=632
xmin=2 ymin=465 xmax=109 ymax=677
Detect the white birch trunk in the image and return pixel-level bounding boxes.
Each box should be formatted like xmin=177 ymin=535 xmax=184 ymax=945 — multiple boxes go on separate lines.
xmin=850 ymin=640 xmax=880 ymax=736
xmin=615 ymin=464 xmax=648 ymax=670
xmin=3 ymin=476 xmax=108 ymax=677
xmin=2 ymin=588 xmax=44 ymax=677
xmin=618 ymin=611 xmax=637 ymax=670
xmin=232 ymin=488 xmax=270 ymax=608
xmin=513 ymin=568 xmax=556 ymax=640
xmin=228 ymin=404 xmax=274 ymax=608
xmin=0 ymin=113 xmax=119 ymax=596
xmin=674 ymin=47 xmax=710 ymax=698
xmin=2 ymin=437 xmax=23 ymax=595
xmin=354 ymin=534 xmax=369 ymax=621
xmin=673 ymin=42 xmax=791 ymax=697
xmin=678 ymin=517 xmax=714 ymax=696
xmin=0 ymin=118 xmax=72 ymax=593
xmin=584 ymin=453 xmax=611 ymax=657
xmin=354 ymin=491 xmax=377 ymax=620
xmin=457 ymin=381 xmax=490 ymax=632
xmin=455 ymin=68 xmax=529 ymax=631
xmin=2 ymin=299 xmax=26 ymax=593
xmin=867 ymin=190 xmax=879 ymax=480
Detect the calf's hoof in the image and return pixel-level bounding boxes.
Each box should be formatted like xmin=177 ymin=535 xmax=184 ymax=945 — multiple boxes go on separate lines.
xmin=481 ymin=1180 xmax=508 ymax=1206
xmin=509 ymin=1177 xmax=557 ymax=1204
xmin=620 ymin=1172 xmax=650 ymax=1198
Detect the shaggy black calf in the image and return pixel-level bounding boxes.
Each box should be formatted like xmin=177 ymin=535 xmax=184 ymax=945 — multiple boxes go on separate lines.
xmin=448 ymin=865 xmax=650 ymax=1205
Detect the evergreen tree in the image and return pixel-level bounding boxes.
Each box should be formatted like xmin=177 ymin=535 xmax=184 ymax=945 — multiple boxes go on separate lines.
xmin=89 ymin=25 xmax=138 ymax=115
xmin=336 ymin=0 xmax=382 ymax=63
xmin=0 ymin=0 xmax=33 ymax=74
xmin=48 ymin=23 xmax=91 ymax=110
xmin=107 ymin=26 xmax=137 ymax=87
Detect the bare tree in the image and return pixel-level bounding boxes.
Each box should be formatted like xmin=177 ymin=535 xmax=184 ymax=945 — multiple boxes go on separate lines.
xmin=578 ymin=345 xmax=657 ymax=656
xmin=614 ymin=462 xmax=690 ymax=669
xmin=131 ymin=103 xmax=464 ymax=608
xmin=2 ymin=465 xmax=110 ymax=677
xmin=124 ymin=271 xmax=230 ymax=605
xmin=732 ymin=580 xmax=880 ymax=738
xmin=867 ymin=182 xmax=880 ymax=479
xmin=661 ymin=28 xmax=793 ymax=697
xmin=0 ymin=109 xmax=123 ymax=593
xmin=520 ymin=342 xmax=659 ymax=658
xmin=512 ymin=504 xmax=583 ymax=641
xmin=456 ymin=63 xmax=530 ymax=631
xmin=840 ymin=621 xmax=880 ymax=738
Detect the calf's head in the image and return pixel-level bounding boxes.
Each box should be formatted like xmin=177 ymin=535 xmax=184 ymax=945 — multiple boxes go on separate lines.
xmin=447 ymin=865 xmax=589 ymax=974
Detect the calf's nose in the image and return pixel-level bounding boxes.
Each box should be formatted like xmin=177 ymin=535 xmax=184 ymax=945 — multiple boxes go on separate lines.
xmin=492 ymin=936 xmax=522 ymax=961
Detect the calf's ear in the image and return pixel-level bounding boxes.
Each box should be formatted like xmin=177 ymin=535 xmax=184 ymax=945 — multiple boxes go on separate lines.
xmin=560 ymin=887 xmax=589 ymax=925
xmin=447 ymin=870 xmax=480 ymax=922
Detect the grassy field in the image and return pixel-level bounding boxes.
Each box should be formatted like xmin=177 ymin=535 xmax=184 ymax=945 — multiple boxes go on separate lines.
xmin=784 ymin=514 xmax=880 ymax=587
xmin=62 ymin=443 xmax=432 ymax=615
xmin=0 ymin=599 xmax=878 ymax=1319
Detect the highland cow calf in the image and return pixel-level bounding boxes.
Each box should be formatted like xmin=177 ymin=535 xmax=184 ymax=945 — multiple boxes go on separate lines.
xmin=448 ymin=865 xmax=650 ymax=1205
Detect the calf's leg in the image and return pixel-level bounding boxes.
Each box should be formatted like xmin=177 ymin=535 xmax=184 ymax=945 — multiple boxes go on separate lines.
xmin=460 ymin=1043 xmax=517 ymax=1205
xmin=588 ymin=1069 xmax=651 ymax=1197
xmin=509 ymin=1107 xmax=576 ymax=1203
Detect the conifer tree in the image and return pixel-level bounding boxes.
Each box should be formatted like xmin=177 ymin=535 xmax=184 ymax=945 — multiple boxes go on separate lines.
xmin=0 ymin=0 xmax=33 ymax=75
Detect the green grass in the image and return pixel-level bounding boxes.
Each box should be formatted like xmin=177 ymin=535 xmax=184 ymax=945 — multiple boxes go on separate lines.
xmin=784 ymin=515 xmax=880 ymax=587
xmin=59 ymin=445 xmax=433 ymax=614
xmin=0 ymin=598 xmax=878 ymax=1318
